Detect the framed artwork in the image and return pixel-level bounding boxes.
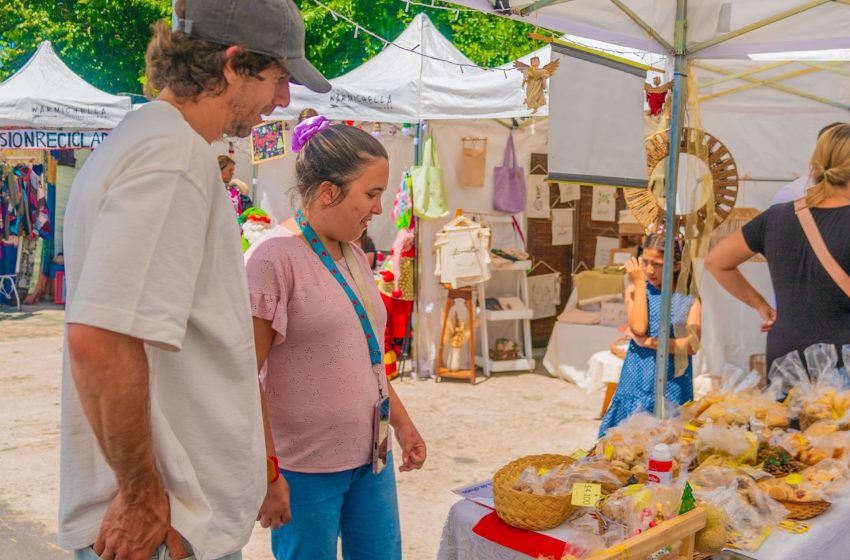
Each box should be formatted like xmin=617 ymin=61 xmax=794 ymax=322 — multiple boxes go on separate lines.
xmin=251 ymin=120 xmax=287 ymax=164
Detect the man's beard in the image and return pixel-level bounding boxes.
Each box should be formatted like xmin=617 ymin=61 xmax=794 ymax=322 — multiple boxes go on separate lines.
xmin=225 ymin=94 xmax=258 ymax=138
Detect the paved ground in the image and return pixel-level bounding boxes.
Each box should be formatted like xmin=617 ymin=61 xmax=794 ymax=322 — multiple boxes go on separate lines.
xmin=0 ymin=304 xmax=604 ymax=559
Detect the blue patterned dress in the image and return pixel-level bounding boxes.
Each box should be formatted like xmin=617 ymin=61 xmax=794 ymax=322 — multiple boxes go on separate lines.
xmin=598 ymin=282 xmax=695 ymax=437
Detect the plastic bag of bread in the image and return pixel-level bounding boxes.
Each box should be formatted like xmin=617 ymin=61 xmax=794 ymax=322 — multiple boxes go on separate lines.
xmin=513 ymin=466 xmax=549 ymax=495
xmin=801 ymin=459 xmax=850 ymax=497
xmin=696 ymin=425 xmax=759 ymax=465
xmin=799 ymin=431 xmax=850 ymax=466
xmin=757 ymin=476 xmax=825 ymax=503
xmin=691 ymin=468 xmax=786 ymax=546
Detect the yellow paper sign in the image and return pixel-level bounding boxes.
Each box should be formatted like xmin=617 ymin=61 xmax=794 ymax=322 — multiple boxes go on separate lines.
xmin=604 ymin=443 xmax=615 ymax=461
xmin=785 ymin=473 xmax=803 ymax=485
xmin=571 ymin=483 xmax=602 ymax=507
xmin=570 ymin=448 xmax=589 ymax=461
xmin=684 ymin=423 xmax=699 ymax=432
xmin=779 ymin=519 xmax=811 ymax=534
xmin=783 ymin=387 xmax=797 ymax=407
xmin=537 ymin=467 xmax=551 ymax=476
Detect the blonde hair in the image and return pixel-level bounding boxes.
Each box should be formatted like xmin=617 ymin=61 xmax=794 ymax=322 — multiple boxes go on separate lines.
xmin=806 ymin=124 xmax=850 ymax=207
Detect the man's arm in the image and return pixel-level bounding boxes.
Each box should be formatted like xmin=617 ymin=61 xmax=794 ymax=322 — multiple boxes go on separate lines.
xmin=67 ymin=324 xmax=184 ymax=560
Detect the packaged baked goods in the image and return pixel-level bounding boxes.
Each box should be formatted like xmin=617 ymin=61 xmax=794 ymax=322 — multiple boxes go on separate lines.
xmin=696 ymin=424 xmax=759 ymax=465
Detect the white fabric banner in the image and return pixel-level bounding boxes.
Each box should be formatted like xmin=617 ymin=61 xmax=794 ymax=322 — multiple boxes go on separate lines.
xmin=591 ymin=186 xmax=617 ymax=221
xmin=551 ymin=208 xmax=573 ymax=246
xmin=547 ymin=43 xmax=647 ymax=189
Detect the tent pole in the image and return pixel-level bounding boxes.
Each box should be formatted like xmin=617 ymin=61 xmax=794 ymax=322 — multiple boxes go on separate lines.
xmin=696 ymin=62 xmax=850 ymax=111
xmin=698 ymin=61 xmax=790 ymax=89
xmin=804 ymin=62 xmax=850 ymax=79
xmin=412 ymin=120 xmax=424 ymax=380
xmin=608 ymin=0 xmax=673 ymax=51
xmin=517 ymin=0 xmax=574 ymax=17
xmin=654 ymin=0 xmax=687 ymax=420
xmin=689 ymin=0 xmax=830 ymax=55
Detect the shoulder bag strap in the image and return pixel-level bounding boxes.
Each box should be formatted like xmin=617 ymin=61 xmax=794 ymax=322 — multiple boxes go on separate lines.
xmin=794 ymin=197 xmax=850 ymax=299
xmin=341 ymin=242 xmax=378 ymax=332
xmin=503 ymin=133 xmax=517 ymax=167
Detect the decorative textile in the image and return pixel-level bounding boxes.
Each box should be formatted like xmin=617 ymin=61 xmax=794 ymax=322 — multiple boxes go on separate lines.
xmin=597 ymin=282 xmax=695 ymax=437
xmin=411 ymin=132 xmax=448 ymax=219
xmin=459 ymin=136 xmax=487 ymax=187
xmin=492 ymin=133 xmax=526 ymax=213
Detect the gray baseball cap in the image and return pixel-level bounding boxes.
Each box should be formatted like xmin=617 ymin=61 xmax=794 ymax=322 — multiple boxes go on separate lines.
xmin=176 ymin=0 xmax=331 ymax=93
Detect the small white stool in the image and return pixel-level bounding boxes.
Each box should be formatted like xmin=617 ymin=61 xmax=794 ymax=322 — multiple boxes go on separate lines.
xmin=587 ymin=350 xmax=624 ymax=416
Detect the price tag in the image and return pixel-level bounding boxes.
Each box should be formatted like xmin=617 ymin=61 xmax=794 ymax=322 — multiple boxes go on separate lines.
xmin=569 ymin=448 xmax=589 ymax=461
xmin=537 ymin=467 xmax=550 ymax=477
xmin=684 ymin=423 xmax=699 ymax=432
xmin=779 ymin=519 xmax=811 ymax=534
xmin=785 ymin=473 xmax=803 ymax=485
xmin=570 ymin=483 xmax=602 ymax=507
xmin=783 ymin=387 xmax=797 ymax=407
xmin=604 ymin=443 xmax=615 ymax=461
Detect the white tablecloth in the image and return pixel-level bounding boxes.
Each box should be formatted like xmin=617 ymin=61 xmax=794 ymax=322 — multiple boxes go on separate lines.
xmin=543 ymin=322 xmax=620 ymax=390
xmin=438 ymin=497 xmax=850 ymax=560
xmin=693 ymin=258 xmax=773 ymax=376
xmin=587 ymin=350 xmax=624 ymax=392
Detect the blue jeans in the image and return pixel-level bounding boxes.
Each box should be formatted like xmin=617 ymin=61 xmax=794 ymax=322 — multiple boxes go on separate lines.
xmin=271 ymin=455 xmax=402 ymax=560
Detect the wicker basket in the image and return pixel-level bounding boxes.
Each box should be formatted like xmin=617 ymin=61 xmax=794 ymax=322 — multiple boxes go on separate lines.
xmin=780 ymin=500 xmax=831 ymax=520
xmin=492 ymin=454 xmax=576 ymax=530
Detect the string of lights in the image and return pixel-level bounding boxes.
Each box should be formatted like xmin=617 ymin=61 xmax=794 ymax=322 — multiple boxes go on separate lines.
xmin=307 ymin=0 xmax=667 ymax=75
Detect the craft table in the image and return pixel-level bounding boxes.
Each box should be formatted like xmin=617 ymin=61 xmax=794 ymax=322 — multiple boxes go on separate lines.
xmin=438 ymin=494 xmax=850 ymax=560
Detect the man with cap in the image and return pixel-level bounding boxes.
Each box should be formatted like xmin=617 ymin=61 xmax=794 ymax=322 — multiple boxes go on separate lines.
xmin=59 ymin=2 xmax=330 ymax=559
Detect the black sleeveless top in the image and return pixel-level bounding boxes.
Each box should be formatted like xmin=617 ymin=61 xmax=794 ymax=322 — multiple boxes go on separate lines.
xmin=742 ymin=201 xmax=850 ymax=370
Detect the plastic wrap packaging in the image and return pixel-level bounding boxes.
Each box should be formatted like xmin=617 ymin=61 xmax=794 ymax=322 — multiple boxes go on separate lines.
xmin=689 ymin=466 xmax=786 ymax=546
xmin=696 ymin=424 xmax=759 ymax=465
xmin=594 ymin=411 xmax=686 ymax=475
xmin=513 ymin=462 xmax=622 ymax=496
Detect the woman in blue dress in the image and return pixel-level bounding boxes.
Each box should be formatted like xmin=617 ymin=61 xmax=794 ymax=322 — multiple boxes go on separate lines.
xmin=598 ymin=233 xmax=701 ymax=437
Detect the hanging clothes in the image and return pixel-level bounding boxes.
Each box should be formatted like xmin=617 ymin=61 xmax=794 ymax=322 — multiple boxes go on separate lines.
xmin=434 ymin=216 xmax=491 ymax=288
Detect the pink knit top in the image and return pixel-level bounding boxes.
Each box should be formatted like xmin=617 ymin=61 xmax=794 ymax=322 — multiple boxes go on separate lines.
xmin=245 ymin=226 xmax=388 ymax=472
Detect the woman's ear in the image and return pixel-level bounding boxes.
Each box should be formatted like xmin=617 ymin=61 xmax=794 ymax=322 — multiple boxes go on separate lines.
xmin=317 ymin=181 xmax=340 ymax=205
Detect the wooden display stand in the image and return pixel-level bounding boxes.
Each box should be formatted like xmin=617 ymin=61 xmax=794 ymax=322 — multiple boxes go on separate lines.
xmin=436 ymin=286 xmax=476 ymax=384
xmin=589 ymin=507 xmax=706 ymax=560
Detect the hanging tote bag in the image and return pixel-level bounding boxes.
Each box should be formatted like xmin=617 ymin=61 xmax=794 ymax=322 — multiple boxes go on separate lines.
xmin=459 ymin=136 xmax=487 ymax=187
xmin=493 ymin=133 xmax=526 ymax=213
xmin=411 ymin=132 xmax=449 ymax=219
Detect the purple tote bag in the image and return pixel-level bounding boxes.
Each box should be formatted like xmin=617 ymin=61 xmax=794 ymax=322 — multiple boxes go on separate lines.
xmin=492 ymin=133 xmax=526 ymax=213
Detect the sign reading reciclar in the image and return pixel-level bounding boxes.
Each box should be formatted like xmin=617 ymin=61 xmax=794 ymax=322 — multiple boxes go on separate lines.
xmin=0 ymin=129 xmax=110 ymax=150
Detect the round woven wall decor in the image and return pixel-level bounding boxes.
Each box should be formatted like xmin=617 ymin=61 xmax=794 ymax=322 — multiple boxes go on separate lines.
xmin=625 ymin=127 xmax=739 ymax=238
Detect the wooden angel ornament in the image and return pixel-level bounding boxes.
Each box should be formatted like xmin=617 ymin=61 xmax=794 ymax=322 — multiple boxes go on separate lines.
xmin=513 ymin=56 xmax=560 ymax=114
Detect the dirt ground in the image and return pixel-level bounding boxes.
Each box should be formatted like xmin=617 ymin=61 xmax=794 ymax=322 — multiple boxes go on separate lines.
xmin=0 ymin=305 xmax=604 ymax=559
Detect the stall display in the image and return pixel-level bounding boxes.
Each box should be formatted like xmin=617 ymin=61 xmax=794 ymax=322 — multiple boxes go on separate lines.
xmin=444 ymin=343 xmax=850 ymax=560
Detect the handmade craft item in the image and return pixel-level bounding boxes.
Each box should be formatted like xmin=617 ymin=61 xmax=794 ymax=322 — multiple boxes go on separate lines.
xmin=513 ymin=56 xmax=560 ymax=114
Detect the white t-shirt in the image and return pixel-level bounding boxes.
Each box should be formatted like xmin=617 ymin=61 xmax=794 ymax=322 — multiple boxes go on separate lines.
xmin=770 ymin=176 xmax=810 ymax=206
xmin=59 ymin=101 xmax=265 ymax=560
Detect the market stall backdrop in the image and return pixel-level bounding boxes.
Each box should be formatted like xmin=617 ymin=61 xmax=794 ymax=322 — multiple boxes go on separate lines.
xmin=0 ymin=41 xmax=131 ymax=272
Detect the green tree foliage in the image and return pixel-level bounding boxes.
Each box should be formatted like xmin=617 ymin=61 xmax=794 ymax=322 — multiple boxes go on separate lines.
xmin=0 ymin=0 xmax=551 ymax=94
xmin=295 ymin=0 xmax=552 ymax=79
xmin=0 ymin=0 xmax=171 ymax=94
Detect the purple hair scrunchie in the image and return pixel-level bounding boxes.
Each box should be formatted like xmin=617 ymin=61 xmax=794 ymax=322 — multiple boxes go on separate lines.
xmin=291 ymin=115 xmax=331 ymax=152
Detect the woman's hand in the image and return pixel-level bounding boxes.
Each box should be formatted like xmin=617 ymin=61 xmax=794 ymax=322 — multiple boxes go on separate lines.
xmin=395 ymin=423 xmax=426 ymax=472
xmin=624 ymin=257 xmax=645 ymax=285
xmin=631 ymin=334 xmax=658 ymax=349
xmin=756 ymin=301 xmax=777 ymax=332
xmin=257 ymin=476 xmax=291 ymax=530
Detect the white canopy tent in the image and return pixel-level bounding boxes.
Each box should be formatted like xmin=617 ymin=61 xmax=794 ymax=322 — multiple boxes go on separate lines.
xmin=446 ymin=0 xmax=850 ymax=413
xmin=269 ymin=13 xmax=548 ymax=122
xmin=0 ymin=40 xmax=131 ymax=130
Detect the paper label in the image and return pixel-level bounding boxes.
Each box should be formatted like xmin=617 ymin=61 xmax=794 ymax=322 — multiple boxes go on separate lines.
xmin=783 ymin=387 xmax=797 ymax=407
xmin=779 ymin=519 xmax=811 ymax=534
xmin=785 ymin=473 xmax=803 ymax=485
xmin=537 ymin=467 xmax=551 ymax=476
xmin=604 ymin=443 xmax=615 ymax=461
xmin=569 ymin=448 xmax=589 ymax=461
xmin=571 ymin=483 xmax=602 ymax=507
xmin=684 ymin=423 xmax=699 ymax=432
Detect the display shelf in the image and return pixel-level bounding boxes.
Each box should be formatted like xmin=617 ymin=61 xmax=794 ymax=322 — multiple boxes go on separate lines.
xmin=489 ymin=260 xmax=532 ymax=271
xmin=485 ymin=308 xmax=534 ymax=321
xmin=475 ymin=356 xmax=536 ymax=373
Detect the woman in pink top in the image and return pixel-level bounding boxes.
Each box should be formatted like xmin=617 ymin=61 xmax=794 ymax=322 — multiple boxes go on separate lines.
xmin=246 ymin=117 xmax=426 ymax=560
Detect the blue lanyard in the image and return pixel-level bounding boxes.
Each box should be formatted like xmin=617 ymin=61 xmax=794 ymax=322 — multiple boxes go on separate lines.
xmin=296 ymin=210 xmax=383 ymax=369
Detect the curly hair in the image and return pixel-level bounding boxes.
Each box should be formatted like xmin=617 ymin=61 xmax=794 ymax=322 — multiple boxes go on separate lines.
xmin=143 ymin=3 xmax=284 ymax=100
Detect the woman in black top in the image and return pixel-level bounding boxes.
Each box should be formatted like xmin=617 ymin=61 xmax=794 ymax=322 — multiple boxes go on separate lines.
xmin=706 ymin=123 xmax=850 ymax=370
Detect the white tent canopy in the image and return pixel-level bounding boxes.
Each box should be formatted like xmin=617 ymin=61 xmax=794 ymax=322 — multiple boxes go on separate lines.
xmin=271 ymin=13 xmax=546 ymax=121
xmin=446 ymin=1 xmax=850 ymax=58
xmin=0 ymin=40 xmax=131 ymax=129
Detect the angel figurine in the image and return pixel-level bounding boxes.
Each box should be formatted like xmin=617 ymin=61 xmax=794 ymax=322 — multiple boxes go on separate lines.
xmin=645 ymin=75 xmax=673 ymax=117
xmin=444 ymin=311 xmax=470 ymax=371
xmin=513 ymin=56 xmax=560 ymax=114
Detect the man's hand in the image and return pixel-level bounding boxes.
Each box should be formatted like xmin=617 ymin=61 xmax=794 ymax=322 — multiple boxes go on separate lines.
xmin=93 ymin=483 xmax=188 ymax=560
xmin=257 ymin=476 xmax=292 ymax=530
xmin=395 ymin=423 xmax=426 ymax=472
